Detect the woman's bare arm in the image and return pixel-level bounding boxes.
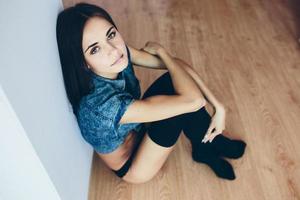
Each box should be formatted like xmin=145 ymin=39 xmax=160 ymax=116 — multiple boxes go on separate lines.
xmin=157 ymin=47 xmax=205 ymax=103
xmin=117 ymin=44 xmax=208 ymax=125
xmin=127 ymin=44 xmax=224 ymax=111
xmin=172 ymin=58 xmax=225 ymax=112
xmin=128 ymin=45 xmax=167 ymax=69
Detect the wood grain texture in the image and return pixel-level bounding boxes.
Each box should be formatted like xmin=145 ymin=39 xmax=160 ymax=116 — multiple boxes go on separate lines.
xmin=62 ymin=0 xmax=300 ymax=199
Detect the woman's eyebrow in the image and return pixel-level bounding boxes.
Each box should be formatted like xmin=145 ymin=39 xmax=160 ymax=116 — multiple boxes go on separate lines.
xmin=84 ymin=26 xmax=115 ymax=53
xmin=85 ymin=42 xmax=98 ymax=53
xmin=106 ymin=26 xmax=114 ymax=37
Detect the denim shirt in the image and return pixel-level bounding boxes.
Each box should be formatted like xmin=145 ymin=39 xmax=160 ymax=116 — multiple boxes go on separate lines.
xmin=77 ymin=45 xmax=145 ymax=154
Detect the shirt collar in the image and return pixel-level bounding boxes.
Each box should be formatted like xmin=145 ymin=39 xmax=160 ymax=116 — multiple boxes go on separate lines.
xmin=90 ymin=45 xmax=131 ymax=90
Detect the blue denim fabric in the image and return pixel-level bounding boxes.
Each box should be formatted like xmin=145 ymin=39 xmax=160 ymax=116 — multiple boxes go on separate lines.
xmin=77 ymin=45 xmax=145 ymax=154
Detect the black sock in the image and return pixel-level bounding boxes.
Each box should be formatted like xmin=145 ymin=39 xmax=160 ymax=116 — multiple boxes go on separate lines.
xmin=211 ymin=134 xmax=247 ymax=159
xmin=191 ymin=142 xmax=236 ymax=180
xmin=180 ymin=107 xmax=241 ymax=179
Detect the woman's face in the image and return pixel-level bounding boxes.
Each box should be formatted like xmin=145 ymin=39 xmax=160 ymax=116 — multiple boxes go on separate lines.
xmin=82 ymin=16 xmax=128 ymax=79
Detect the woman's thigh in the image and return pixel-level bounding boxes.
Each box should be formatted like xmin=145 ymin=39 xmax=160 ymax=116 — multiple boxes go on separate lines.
xmin=122 ymin=71 xmax=180 ymax=183
xmin=122 ymin=131 xmax=175 ymax=183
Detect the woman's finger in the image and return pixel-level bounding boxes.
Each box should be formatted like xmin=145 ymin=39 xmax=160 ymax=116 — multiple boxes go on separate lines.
xmin=207 ymin=127 xmax=219 ymax=143
xmin=201 ymin=134 xmax=207 ymax=143
xmin=208 ymin=133 xmax=217 ymax=143
xmin=202 ymin=124 xmax=215 ymax=143
xmin=203 ymin=130 xmax=214 ymax=143
xmin=202 ymin=135 xmax=210 ymax=143
xmin=209 ymin=132 xmax=218 ymax=142
xmin=214 ymin=127 xmax=221 ymax=134
xmin=209 ymin=131 xmax=222 ymax=143
xmin=202 ymin=133 xmax=211 ymax=143
xmin=202 ymin=132 xmax=211 ymax=143
xmin=206 ymin=130 xmax=217 ymax=143
xmin=205 ymin=124 xmax=214 ymax=137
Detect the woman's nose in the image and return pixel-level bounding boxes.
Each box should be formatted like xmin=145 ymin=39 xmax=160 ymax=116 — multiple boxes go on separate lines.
xmin=106 ymin=42 xmax=118 ymax=56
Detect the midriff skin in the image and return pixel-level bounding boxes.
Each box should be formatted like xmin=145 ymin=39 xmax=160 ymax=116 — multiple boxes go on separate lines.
xmin=118 ymin=130 xmax=140 ymax=165
xmin=96 ymin=130 xmax=142 ymax=170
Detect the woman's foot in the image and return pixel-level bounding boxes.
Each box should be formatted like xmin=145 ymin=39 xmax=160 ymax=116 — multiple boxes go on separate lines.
xmin=211 ymin=134 xmax=247 ymax=159
xmin=191 ymin=142 xmax=236 ymax=180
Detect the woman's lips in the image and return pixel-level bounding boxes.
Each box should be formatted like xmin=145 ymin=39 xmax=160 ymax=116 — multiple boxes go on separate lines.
xmin=111 ymin=54 xmax=124 ymax=66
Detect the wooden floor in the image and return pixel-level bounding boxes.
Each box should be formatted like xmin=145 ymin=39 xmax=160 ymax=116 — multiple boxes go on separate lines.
xmin=62 ymin=0 xmax=300 ymax=199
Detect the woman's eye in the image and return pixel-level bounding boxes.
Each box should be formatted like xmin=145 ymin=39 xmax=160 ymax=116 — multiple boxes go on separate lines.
xmin=89 ymin=31 xmax=116 ymax=55
xmin=108 ymin=31 xmax=116 ymax=39
xmin=90 ymin=46 xmax=99 ymax=55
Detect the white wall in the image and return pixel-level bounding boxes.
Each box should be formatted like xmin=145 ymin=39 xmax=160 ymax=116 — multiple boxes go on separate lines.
xmin=0 ymin=0 xmax=93 ymax=199
xmin=0 ymin=86 xmax=61 ymax=200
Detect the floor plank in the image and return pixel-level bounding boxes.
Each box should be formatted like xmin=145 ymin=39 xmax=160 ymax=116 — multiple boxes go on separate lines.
xmin=61 ymin=0 xmax=300 ymax=199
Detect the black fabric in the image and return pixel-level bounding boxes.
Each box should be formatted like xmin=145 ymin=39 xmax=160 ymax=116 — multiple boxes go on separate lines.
xmin=112 ymin=71 xmax=246 ymax=179
xmin=140 ymin=72 xmax=212 ymax=149
xmin=140 ymin=72 xmax=188 ymax=147
xmin=113 ymin=72 xmax=187 ymax=177
xmin=113 ymin=72 xmax=197 ymax=177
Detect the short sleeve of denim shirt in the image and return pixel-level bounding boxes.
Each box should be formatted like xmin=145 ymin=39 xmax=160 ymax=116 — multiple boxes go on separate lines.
xmin=104 ymin=90 xmax=137 ymax=129
xmin=77 ymin=90 xmax=136 ymax=154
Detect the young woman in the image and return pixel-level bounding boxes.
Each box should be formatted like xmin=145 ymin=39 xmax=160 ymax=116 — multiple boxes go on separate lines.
xmin=56 ymin=2 xmax=247 ymax=183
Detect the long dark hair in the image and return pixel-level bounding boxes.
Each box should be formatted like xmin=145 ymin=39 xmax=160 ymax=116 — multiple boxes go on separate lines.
xmin=56 ymin=2 xmax=118 ymax=117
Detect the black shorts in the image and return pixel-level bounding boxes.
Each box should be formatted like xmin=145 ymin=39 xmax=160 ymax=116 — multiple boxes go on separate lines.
xmin=112 ymin=124 xmax=148 ymax=178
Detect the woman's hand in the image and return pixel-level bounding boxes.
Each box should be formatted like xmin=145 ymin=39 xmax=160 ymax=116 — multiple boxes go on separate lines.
xmin=201 ymin=105 xmax=226 ymax=143
xmin=140 ymin=41 xmax=165 ymax=56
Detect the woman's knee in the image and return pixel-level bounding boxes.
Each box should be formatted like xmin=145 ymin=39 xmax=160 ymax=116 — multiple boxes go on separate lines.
xmin=186 ymin=107 xmax=211 ymax=123
xmin=147 ymin=128 xmax=181 ymax=148
xmin=146 ymin=114 xmax=185 ymax=148
xmin=122 ymin=172 xmax=151 ymax=184
xmin=181 ymin=107 xmax=212 ymax=139
xmin=141 ymin=71 xmax=175 ymax=99
xmin=122 ymin=171 xmax=156 ymax=184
